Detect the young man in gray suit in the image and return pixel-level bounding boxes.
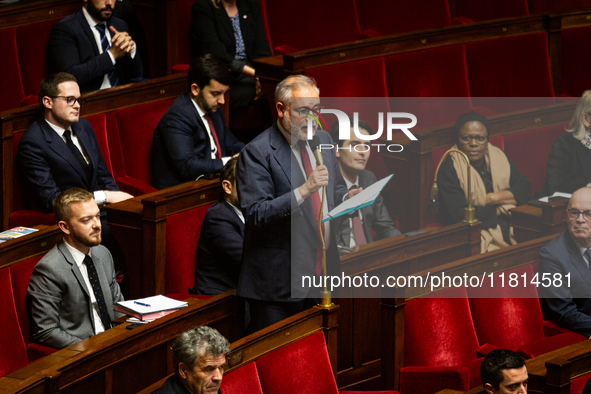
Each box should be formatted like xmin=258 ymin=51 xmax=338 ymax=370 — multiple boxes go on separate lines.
xmin=28 ymin=188 xmax=124 ymax=349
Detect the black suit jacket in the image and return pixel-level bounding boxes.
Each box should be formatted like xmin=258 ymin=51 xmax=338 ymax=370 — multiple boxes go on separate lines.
xmin=334 ymin=170 xmax=400 ymax=248
xmin=236 ymin=124 xmax=348 ymax=300
xmin=190 ymin=199 xmax=244 ymax=295
xmin=155 ymin=375 xmax=221 ymax=394
xmin=151 ymin=92 xmax=244 ymax=189
xmin=17 ymin=118 xmax=119 ymax=212
xmin=190 ymin=0 xmax=272 ymax=73
xmin=47 ymin=9 xmax=143 ymax=93
xmin=539 ymin=230 xmax=591 ymax=337
xmin=538 ymin=132 xmax=591 ymax=197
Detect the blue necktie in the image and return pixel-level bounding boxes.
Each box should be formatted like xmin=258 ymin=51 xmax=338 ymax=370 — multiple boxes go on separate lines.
xmin=94 ymin=23 xmax=119 ymax=87
xmin=84 ymin=255 xmax=112 ymax=330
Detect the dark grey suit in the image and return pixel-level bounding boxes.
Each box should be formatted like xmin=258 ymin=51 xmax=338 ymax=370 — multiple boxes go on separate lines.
xmin=28 ymin=241 xmax=124 ymax=349
xmin=539 ymin=230 xmax=591 ymax=337
xmin=334 ymin=169 xmax=400 ymax=248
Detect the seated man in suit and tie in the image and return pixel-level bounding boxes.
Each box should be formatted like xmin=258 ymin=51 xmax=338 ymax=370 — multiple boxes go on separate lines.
xmin=47 ymin=0 xmax=143 ymax=93
xmin=28 ymin=188 xmax=124 ymax=349
xmin=151 ymin=54 xmax=245 ymax=190
xmin=330 ymin=120 xmax=400 ymax=253
xmin=17 ymin=72 xmax=132 ymax=291
xmin=540 ymin=186 xmax=591 ymax=338
xmin=190 ymin=157 xmax=244 ymax=295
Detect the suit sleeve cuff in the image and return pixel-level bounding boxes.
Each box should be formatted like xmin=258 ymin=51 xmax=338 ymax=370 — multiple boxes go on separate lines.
xmin=94 ymin=191 xmax=107 ymax=208
xmin=294 ymin=188 xmax=304 ymax=206
xmin=107 ymin=50 xmax=116 ymax=65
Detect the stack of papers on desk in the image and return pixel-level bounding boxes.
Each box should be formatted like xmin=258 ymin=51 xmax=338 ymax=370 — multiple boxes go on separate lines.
xmin=115 ymin=295 xmax=188 ymax=321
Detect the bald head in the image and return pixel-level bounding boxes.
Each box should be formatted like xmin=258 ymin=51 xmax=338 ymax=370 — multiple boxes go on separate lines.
xmin=567 ymin=187 xmax=591 ymax=248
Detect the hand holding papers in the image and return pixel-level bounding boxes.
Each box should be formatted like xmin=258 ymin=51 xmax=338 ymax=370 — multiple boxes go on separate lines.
xmin=322 ymin=174 xmax=393 ymax=223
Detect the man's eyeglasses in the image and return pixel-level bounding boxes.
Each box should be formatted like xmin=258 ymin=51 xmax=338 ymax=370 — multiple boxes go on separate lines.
xmin=459 ymin=135 xmax=488 ymax=145
xmin=50 ymin=96 xmax=86 ymax=107
xmin=294 ymin=105 xmax=324 ymax=118
xmin=566 ymin=208 xmax=591 ymax=220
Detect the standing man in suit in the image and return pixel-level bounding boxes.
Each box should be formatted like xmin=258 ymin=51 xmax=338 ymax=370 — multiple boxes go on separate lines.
xmin=18 ymin=73 xmax=132 ymax=292
xmin=330 ymin=120 xmax=400 ymax=252
xmin=28 ymin=188 xmax=124 ymax=349
xmin=236 ymin=75 xmax=360 ymax=332
xmin=190 ymin=157 xmax=244 ymax=295
xmin=151 ymin=54 xmax=244 ymax=190
xmin=47 ymin=0 xmax=143 ymax=93
xmin=540 ymin=186 xmax=591 ymax=337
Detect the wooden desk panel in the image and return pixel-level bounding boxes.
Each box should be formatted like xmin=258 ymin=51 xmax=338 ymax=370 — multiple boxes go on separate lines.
xmin=510 ymin=198 xmax=569 ymax=243
xmin=0 ymin=225 xmax=61 ymax=268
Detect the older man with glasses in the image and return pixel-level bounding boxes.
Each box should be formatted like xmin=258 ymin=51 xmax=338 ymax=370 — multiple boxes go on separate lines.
xmin=18 ymin=72 xmax=132 ymax=293
xmin=540 ymin=186 xmax=591 ymax=338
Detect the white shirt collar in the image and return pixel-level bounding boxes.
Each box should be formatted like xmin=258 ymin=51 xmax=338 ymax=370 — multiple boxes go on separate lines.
xmin=277 ymin=121 xmax=299 ymax=148
xmin=343 ymin=175 xmax=359 ymax=191
xmin=64 ymin=239 xmax=91 ymax=268
xmin=191 ymin=96 xmax=207 ymax=119
xmin=226 ymin=201 xmax=244 ymax=224
xmin=45 ymin=119 xmax=69 ymax=138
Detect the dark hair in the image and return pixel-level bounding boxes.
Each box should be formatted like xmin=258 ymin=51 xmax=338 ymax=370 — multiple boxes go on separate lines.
xmin=39 ymin=73 xmax=78 ymax=107
xmin=220 ymin=156 xmax=238 ymax=188
xmin=188 ymin=54 xmax=232 ymax=91
xmin=53 ymin=188 xmax=94 ymax=224
xmin=330 ymin=119 xmax=373 ymax=147
xmin=453 ymin=112 xmax=491 ymax=141
xmin=480 ymin=349 xmax=525 ymax=390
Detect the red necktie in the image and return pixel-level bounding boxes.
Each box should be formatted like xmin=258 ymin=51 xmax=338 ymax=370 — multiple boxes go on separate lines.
xmin=349 ymin=185 xmax=367 ymax=246
xmin=204 ymin=114 xmax=222 ymax=159
xmin=299 ymin=140 xmax=325 ymax=276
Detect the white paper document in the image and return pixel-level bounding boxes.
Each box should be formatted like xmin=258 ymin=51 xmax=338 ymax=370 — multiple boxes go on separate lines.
xmin=322 ymin=174 xmax=393 ymax=223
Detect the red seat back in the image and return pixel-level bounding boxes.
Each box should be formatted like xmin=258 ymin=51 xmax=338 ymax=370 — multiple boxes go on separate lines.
xmin=16 ymin=20 xmax=59 ymax=101
xmin=467 ymin=265 xmax=545 ymax=350
xmin=356 ymin=0 xmax=451 ymax=35
xmin=465 ymin=33 xmax=555 ymax=113
xmin=221 ymin=362 xmax=264 ymax=394
xmin=503 ymin=124 xmax=567 ymax=195
xmin=0 ymin=268 xmax=29 ymax=377
xmin=263 ymin=0 xmax=360 ymax=52
xmin=176 ymin=0 xmax=193 ymax=65
xmin=385 ymin=45 xmax=473 ymax=130
xmin=404 ymin=286 xmax=480 ymax=367
xmin=256 ymin=331 xmax=339 ymax=394
xmin=165 ymin=203 xmax=213 ymax=294
xmin=453 ymin=0 xmax=528 ymax=22
xmin=112 ymin=99 xmax=174 ymax=185
xmin=530 ymin=0 xmax=591 ymax=14
xmin=0 ymin=28 xmax=25 ymax=112
xmin=9 ymin=256 xmax=44 ymax=345
xmin=561 ymin=26 xmax=591 ymax=97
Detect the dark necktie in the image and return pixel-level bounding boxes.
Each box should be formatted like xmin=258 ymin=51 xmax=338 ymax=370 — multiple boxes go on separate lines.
xmin=64 ymin=129 xmax=93 ymax=182
xmin=298 ymin=140 xmax=324 ymax=276
xmin=84 ymin=255 xmax=112 ymax=330
xmin=349 ymin=185 xmax=367 ymax=246
xmin=204 ymin=114 xmax=222 ymax=159
xmin=585 ymin=249 xmax=591 ymax=273
xmin=94 ymin=23 xmax=119 ymax=87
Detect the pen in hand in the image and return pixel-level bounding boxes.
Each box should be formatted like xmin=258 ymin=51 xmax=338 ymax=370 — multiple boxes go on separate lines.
xmin=134 ymin=301 xmax=151 ymax=307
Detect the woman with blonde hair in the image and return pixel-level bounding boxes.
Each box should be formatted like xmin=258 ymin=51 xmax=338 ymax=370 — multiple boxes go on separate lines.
xmin=538 ymin=91 xmax=591 ymax=196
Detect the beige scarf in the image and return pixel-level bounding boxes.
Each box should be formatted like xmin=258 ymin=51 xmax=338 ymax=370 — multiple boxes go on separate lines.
xmin=450 ymin=143 xmax=516 ymax=253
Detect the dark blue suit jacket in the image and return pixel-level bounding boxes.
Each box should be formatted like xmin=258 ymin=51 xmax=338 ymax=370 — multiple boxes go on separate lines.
xmin=539 ymin=230 xmax=591 ymax=337
xmin=17 ymin=118 xmax=119 ymax=212
xmin=47 ymin=9 xmax=143 ymax=93
xmin=190 ymin=199 xmax=244 ymax=295
xmin=151 ymin=92 xmax=244 ymax=189
xmin=236 ymin=124 xmax=348 ymax=301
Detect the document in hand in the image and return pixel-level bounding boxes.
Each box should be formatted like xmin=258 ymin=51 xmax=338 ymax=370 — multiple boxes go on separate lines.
xmin=322 ymin=174 xmax=393 ymax=223
xmin=115 ymin=295 xmax=188 ymax=321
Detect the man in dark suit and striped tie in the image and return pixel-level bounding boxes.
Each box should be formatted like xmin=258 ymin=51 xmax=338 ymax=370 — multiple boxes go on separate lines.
xmin=47 ymin=0 xmax=143 ymax=93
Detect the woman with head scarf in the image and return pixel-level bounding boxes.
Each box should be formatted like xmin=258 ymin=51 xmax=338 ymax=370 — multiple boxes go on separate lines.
xmin=437 ymin=112 xmax=532 ymax=253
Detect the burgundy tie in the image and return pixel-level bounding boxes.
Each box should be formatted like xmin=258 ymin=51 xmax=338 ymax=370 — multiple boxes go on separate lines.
xmin=299 ymin=140 xmax=325 ymax=276
xmin=204 ymin=114 xmax=222 ymax=159
xmin=349 ymin=185 xmax=367 ymax=246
